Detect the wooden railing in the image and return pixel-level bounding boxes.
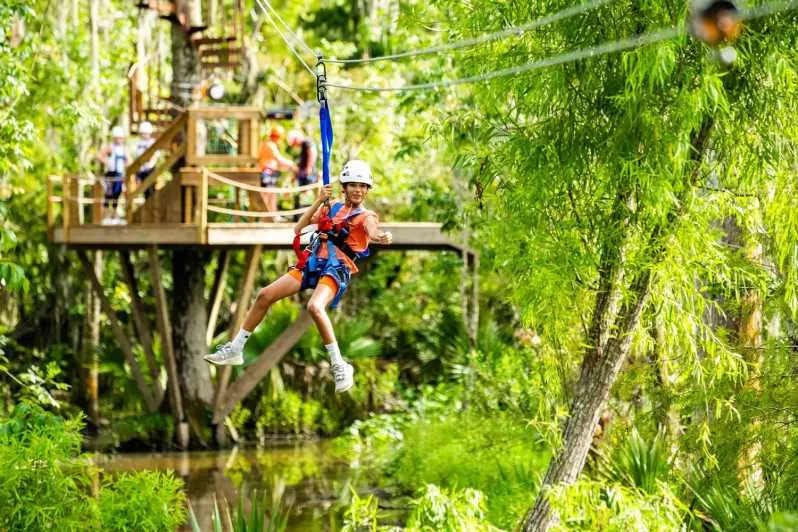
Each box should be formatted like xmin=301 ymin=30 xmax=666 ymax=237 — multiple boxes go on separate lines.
xmin=189 ymin=169 xmax=333 ymax=243
xmin=47 ymin=175 xmax=107 ymax=237
xmin=125 ymin=112 xmax=188 ymax=223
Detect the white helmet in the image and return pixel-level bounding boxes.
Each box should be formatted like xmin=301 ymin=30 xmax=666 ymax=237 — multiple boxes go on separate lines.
xmin=339 ymin=160 xmax=373 ymax=187
xmin=111 ymin=126 xmax=126 ymax=138
xmin=139 ymin=121 xmax=154 ymax=135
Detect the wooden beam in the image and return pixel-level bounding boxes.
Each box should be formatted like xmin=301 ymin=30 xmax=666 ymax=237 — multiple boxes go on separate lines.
xmin=213 ymin=311 xmax=313 ymax=423
xmin=119 ymin=250 xmax=165 ymax=406
xmin=206 ymin=250 xmax=230 ymax=345
xmin=212 ymin=245 xmax=261 ymax=415
xmin=77 ymin=251 xmax=158 ymax=412
xmin=185 ymin=154 xmax=258 ymax=167
xmin=187 ymin=106 xmax=261 ymax=120
xmin=198 ymin=168 xmax=208 ymax=243
xmin=127 ymin=144 xmax=187 ymax=222
xmin=125 ymin=112 xmax=187 ymax=180
xmin=148 ymin=245 xmax=187 ymax=447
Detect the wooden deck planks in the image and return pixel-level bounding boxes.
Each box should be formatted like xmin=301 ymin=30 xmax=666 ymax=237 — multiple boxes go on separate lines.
xmin=52 ymin=222 xmax=471 ymax=253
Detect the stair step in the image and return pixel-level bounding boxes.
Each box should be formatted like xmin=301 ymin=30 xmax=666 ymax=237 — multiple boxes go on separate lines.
xmin=200 ymin=47 xmax=242 ymax=58
xmin=201 ymin=61 xmax=241 ymax=70
xmin=193 ymin=36 xmax=237 ymax=46
xmin=141 ymin=107 xmax=180 ymax=116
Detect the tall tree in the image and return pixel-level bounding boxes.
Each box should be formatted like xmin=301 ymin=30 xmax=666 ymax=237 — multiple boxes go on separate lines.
xmin=168 ymin=1 xmax=215 ymax=438
xmin=432 ymin=1 xmax=798 ymax=529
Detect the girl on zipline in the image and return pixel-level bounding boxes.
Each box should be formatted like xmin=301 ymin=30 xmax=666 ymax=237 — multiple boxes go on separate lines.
xmin=205 ymin=160 xmax=393 ymax=393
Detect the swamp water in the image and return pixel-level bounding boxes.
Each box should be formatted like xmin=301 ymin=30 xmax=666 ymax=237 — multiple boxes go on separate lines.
xmin=99 ymin=441 xmax=401 ymax=531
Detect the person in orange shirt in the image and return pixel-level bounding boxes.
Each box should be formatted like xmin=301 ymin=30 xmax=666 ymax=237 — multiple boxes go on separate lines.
xmin=206 ymin=160 xmax=392 ymax=393
xmin=257 ymin=125 xmax=297 ymax=219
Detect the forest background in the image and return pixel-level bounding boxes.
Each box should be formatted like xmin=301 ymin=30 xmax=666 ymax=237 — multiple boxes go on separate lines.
xmin=2 ymin=0 xmax=798 ymax=530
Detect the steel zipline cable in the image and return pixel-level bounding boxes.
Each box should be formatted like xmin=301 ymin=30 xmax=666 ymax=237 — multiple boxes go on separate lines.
xmin=257 ymin=0 xmax=798 ymax=94
xmin=324 ymin=0 xmax=616 ymax=64
xmin=253 ymin=0 xmax=315 ymax=76
xmin=326 ymin=26 xmax=684 ymax=92
xmin=258 ymin=0 xmax=317 ymax=56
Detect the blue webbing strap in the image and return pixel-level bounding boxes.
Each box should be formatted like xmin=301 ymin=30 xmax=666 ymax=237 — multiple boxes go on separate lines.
xmin=319 ymin=101 xmax=333 ymax=187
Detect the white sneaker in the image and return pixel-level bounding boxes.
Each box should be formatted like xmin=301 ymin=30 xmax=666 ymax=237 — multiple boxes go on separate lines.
xmin=204 ymin=342 xmax=244 ymax=366
xmin=332 ymin=361 xmax=354 ymax=393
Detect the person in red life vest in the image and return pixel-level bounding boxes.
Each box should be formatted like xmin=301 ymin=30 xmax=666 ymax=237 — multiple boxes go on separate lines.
xmin=206 ymin=160 xmax=392 ymax=393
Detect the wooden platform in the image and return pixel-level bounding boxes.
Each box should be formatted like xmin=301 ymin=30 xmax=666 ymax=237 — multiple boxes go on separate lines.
xmin=51 ymin=222 xmax=471 ymax=253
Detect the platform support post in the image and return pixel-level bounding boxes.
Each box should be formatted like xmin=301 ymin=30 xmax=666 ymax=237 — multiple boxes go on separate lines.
xmin=148 ymin=245 xmax=189 ymax=448
xmin=120 ymin=251 xmax=165 ymax=406
xmin=77 ymin=251 xmax=159 ymax=413
xmin=212 ymin=244 xmax=261 ymax=445
xmin=206 ymin=250 xmax=230 ymax=345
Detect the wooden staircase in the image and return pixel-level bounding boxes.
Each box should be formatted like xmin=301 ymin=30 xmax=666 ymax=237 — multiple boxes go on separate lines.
xmin=130 ymin=0 xmax=245 ymax=134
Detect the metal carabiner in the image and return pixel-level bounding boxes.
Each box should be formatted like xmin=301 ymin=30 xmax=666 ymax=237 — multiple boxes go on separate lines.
xmin=316 ymin=55 xmax=328 ymax=103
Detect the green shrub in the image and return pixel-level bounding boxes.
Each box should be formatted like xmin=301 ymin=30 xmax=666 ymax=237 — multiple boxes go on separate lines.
xmin=599 ymin=428 xmax=672 ymax=493
xmin=0 ymin=403 xmax=187 ymax=531
xmin=98 ymin=471 xmax=186 ymax=531
xmin=392 ymin=411 xmax=548 ymax=529
xmin=407 ymin=484 xmax=498 ymax=532
xmin=0 ymin=403 xmax=98 ymax=530
xmin=548 ymin=479 xmax=689 ymax=531
xmin=256 ymin=389 xmax=323 ymax=437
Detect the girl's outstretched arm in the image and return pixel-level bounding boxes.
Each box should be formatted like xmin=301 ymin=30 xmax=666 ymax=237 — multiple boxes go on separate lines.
xmin=365 ymin=216 xmax=392 ymax=245
xmin=294 ymin=185 xmax=331 ymax=234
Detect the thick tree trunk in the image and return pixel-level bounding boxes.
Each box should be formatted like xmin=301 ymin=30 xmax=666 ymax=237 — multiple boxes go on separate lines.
xmin=168 ymin=3 xmax=211 ymax=444
xmin=172 ymin=250 xmax=214 ymax=434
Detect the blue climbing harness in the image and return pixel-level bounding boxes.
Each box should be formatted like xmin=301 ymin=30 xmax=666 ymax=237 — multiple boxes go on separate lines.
xmin=298 ymin=202 xmax=370 ymax=309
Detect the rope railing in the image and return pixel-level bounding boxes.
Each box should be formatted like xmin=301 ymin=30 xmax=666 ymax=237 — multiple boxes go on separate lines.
xmin=206 ymin=205 xmax=308 ymax=218
xmin=206 ymin=169 xmax=334 ymax=193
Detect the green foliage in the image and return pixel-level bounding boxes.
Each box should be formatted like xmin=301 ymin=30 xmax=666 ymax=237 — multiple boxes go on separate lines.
xmin=0 ymin=404 xmax=186 ymax=531
xmin=256 ymin=388 xmax=323 ymax=437
xmin=98 ymin=471 xmax=186 ymax=532
xmin=407 ymin=484 xmax=497 ymax=532
xmin=0 ymin=403 xmax=96 ymax=530
xmin=599 ymin=428 xmax=672 ymax=494
xmin=390 ymin=409 xmax=548 ymax=529
xmin=548 ymin=479 xmax=689 ymax=531
xmin=342 ymin=489 xmax=380 ymax=532
xmin=190 ymin=489 xmax=289 ymax=532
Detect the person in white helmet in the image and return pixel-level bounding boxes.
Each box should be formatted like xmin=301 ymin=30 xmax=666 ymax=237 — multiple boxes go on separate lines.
xmin=134 ymin=121 xmax=158 ymax=199
xmin=96 ymin=125 xmax=129 ymax=223
xmin=206 ymin=160 xmax=393 ymax=393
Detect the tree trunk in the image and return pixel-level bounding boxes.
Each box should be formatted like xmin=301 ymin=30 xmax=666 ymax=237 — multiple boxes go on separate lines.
xmin=523 ymin=270 xmax=652 ymax=531
xmin=168 ymin=2 xmax=210 ymax=444
xmin=172 ymin=249 xmax=214 ymax=435
xmin=523 ymin=118 xmax=714 ymax=532
xmin=85 ymin=251 xmax=103 ymax=429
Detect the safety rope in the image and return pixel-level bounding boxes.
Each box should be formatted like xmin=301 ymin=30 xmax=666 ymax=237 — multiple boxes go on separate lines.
xmin=317 ymin=58 xmax=334 ymax=187
xmin=206 ymin=170 xmax=336 ymax=193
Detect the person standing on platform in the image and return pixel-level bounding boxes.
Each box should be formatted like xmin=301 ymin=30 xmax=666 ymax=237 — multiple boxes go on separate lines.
xmin=257 ymin=124 xmax=297 ymax=222
xmin=134 ymin=121 xmax=158 ymax=199
xmin=97 ymin=126 xmax=129 ymax=224
xmin=287 ymin=129 xmax=318 ymax=219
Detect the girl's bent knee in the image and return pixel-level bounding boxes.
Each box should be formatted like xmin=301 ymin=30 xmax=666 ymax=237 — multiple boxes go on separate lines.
xmin=307 ymin=299 xmax=325 ymax=317
xmin=256 ymin=287 xmax=273 ymax=306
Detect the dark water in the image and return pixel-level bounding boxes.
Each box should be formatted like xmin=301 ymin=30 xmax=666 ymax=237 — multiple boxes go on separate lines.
xmin=98 ymin=441 xmax=393 ymax=531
